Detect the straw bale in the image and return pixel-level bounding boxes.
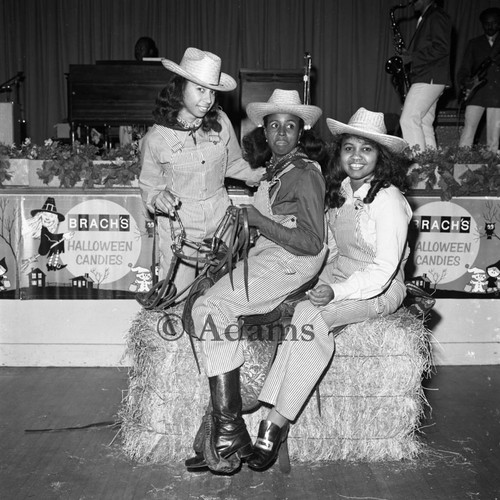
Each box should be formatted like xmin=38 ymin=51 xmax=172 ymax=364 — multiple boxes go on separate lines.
xmin=120 ymin=306 xmax=431 ymax=464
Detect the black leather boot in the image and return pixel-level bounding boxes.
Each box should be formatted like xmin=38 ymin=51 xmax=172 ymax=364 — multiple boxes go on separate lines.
xmin=247 ymin=419 xmax=290 ymax=472
xmin=185 ymin=368 xmax=253 ymax=472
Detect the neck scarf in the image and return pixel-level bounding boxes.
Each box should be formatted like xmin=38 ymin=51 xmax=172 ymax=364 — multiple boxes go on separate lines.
xmin=176 ymin=116 xmax=203 ymax=130
xmin=265 ymin=147 xmax=308 ymax=181
xmin=174 ymin=116 xmax=203 ymax=144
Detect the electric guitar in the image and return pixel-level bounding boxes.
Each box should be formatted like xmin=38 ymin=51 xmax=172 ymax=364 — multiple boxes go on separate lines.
xmin=459 ymin=57 xmax=492 ymax=104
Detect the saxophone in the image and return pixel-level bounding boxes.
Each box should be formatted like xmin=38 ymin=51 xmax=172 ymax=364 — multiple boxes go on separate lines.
xmin=385 ymin=2 xmax=413 ymax=102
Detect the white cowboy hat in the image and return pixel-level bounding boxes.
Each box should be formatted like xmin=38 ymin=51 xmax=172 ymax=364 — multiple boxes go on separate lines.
xmin=246 ymin=89 xmax=322 ymax=130
xmin=326 ymin=107 xmax=408 ymax=153
xmin=161 ymin=47 xmax=236 ymax=92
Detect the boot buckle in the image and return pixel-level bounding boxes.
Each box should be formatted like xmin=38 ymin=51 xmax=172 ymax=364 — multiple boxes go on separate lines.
xmin=255 ymin=437 xmax=273 ymax=451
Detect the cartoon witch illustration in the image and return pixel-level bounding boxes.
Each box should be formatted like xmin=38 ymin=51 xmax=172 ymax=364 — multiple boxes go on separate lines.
xmin=0 ymin=257 xmax=11 ymax=291
xmin=22 ymin=197 xmax=75 ymax=272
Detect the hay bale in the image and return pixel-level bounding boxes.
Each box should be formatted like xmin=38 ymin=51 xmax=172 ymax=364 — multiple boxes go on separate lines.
xmin=119 ymin=305 xmax=205 ymax=463
xmin=286 ymin=308 xmax=432 ymax=462
xmin=119 ymin=305 xmax=275 ymax=463
xmin=120 ymin=306 xmax=431 ymax=464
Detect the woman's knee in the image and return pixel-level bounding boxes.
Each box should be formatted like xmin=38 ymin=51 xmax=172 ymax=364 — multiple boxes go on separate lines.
xmin=400 ymin=110 xmax=419 ymax=129
xmin=192 ymin=289 xmax=223 ymax=332
xmin=293 ymin=300 xmax=318 ymax=319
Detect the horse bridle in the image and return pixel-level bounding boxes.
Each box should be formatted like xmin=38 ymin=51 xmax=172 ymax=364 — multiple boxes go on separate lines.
xmin=135 ymin=205 xmax=252 ymax=368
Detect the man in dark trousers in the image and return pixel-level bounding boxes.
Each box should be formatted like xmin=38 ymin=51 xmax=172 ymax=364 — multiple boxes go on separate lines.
xmin=399 ymin=0 xmax=452 ymax=152
xmin=458 ymin=7 xmax=500 ymax=156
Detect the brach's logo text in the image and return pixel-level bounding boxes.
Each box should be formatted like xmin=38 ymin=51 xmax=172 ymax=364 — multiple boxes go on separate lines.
xmin=62 ymin=200 xmax=141 ymax=285
xmin=411 ymin=201 xmax=479 ymax=285
xmin=412 ymin=215 xmax=471 ymax=233
xmin=67 ymin=213 xmax=130 ymax=231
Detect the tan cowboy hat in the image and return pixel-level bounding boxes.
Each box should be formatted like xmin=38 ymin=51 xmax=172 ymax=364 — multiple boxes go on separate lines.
xmin=246 ymin=89 xmax=322 ymax=130
xmin=161 ymin=47 xmax=236 ymax=92
xmin=326 ymin=108 xmax=408 ymax=153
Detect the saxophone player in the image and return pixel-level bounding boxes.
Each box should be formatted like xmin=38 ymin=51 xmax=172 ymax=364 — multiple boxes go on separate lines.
xmin=399 ymin=0 xmax=452 ymax=153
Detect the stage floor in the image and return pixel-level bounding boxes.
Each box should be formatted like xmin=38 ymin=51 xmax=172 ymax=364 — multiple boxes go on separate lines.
xmin=1 ymin=365 xmax=499 ymax=500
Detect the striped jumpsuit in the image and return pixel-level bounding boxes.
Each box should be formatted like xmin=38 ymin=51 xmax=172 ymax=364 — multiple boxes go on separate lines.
xmin=139 ymin=111 xmax=260 ymax=295
xmin=258 ymin=178 xmax=413 ymax=421
xmin=192 ymin=159 xmax=327 ymax=377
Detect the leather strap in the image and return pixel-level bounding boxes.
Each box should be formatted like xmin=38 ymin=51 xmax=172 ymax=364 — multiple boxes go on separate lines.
xmin=241 ymin=209 xmax=250 ymax=301
xmin=136 ymin=206 xmax=253 ymax=369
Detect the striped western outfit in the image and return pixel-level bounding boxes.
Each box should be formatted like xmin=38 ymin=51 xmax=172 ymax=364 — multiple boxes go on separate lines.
xmin=139 ymin=111 xmax=258 ymax=295
xmin=258 ymin=179 xmax=413 ymax=421
xmin=192 ymin=159 xmax=328 ymax=378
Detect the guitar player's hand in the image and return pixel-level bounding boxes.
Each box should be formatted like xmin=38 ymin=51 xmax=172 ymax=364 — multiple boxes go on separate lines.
xmin=462 ymin=76 xmax=480 ymax=101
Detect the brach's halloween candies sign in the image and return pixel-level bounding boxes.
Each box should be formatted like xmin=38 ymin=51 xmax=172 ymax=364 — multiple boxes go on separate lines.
xmin=411 ymin=201 xmax=480 ymax=284
xmin=62 ymin=199 xmax=141 ymax=284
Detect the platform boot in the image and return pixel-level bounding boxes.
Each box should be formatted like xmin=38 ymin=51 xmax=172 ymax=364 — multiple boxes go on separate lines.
xmin=185 ymin=367 xmax=253 ymax=473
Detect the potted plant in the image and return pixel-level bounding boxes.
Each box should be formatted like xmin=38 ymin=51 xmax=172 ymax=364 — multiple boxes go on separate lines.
xmin=0 ymin=139 xmax=52 ymax=187
xmin=94 ymin=142 xmax=142 ymax=188
xmin=1 ymin=138 xmax=141 ymax=188
xmin=35 ymin=141 xmax=99 ymax=188
xmin=0 ymin=145 xmax=14 ymax=187
xmin=407 ymin=144 xmax=499 ymax=200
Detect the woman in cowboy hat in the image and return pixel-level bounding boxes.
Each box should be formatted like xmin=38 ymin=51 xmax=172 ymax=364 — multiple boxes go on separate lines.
xmin=185 ymin=89 xmax=329 ymax=474
xmin=247 ymin=108 xmax=414 ymax=472
xmin=139 ymin=47 xmax=265 ymax=298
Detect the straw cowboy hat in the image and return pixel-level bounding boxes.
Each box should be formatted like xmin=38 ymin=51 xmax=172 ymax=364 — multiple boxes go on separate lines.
xmin=161 ymin=47 xmax=237 ymax=92
xmin=326 ymin=107 xmax=408 ymax=153
xmin=246 ymin=89 xmax=322 ymax=130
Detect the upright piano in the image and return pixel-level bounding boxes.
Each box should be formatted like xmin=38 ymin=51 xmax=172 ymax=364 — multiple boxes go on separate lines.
xmin=66 ymin=61 xmax=168 ymax=143
xmin=66 ymin=62 xmax=305 ymax=144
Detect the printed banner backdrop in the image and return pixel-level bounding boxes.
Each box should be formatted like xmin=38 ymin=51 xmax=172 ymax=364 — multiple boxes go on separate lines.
xmin=406 ymin=196 xmax=500 ymax=298
xmin=0 ymin=191 xmax=154 ymax=300
xmin=0 ymin=192 xmax=499 ymax=299
xmin=0 ymin=193 xmax=22 ymax=298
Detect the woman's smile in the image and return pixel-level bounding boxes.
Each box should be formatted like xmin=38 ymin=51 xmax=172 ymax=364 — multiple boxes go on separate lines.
xmin=179 ymin=81 xmax=216 ymax=123
xmin=348 ymin=162 xmax=366 ymax=170
xmin=340 ymin=136 xmax=379 ymax=190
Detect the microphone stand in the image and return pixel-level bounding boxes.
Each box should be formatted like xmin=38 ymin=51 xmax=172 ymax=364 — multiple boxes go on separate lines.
xmin=0 ymin=72 xmax=24 ymax=98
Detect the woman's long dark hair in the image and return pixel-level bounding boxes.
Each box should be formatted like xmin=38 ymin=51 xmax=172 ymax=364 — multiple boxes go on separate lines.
xmin=324 ymin=133 xmax=411 ymax=209
xmin=152 ymin=75 xmax=222 ymax=133
xmin=241 ymin=118 xmax=329 ymax=171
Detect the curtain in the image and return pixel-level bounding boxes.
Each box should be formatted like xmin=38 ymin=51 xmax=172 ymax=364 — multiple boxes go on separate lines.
xmin=1 ymin=0 xmax=498 ymax=144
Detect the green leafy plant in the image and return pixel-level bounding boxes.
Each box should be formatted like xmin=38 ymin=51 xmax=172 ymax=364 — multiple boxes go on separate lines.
xmin=456 ymin=162 xmax=500 ymax=196
xmin=102 ymin=160 xmax=142 ymax=188
xmin=2 ymin=138 xmax=141 ymax=188
xmin=407 ymin=144 xmax=499 ymax=200
xmin=0 ymin=146 xmax=13 ymax=187
xmin=97 ymin=141 xmax=142 ymax=187
xmin=10 ymin=138 xmax=73 ymax=161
